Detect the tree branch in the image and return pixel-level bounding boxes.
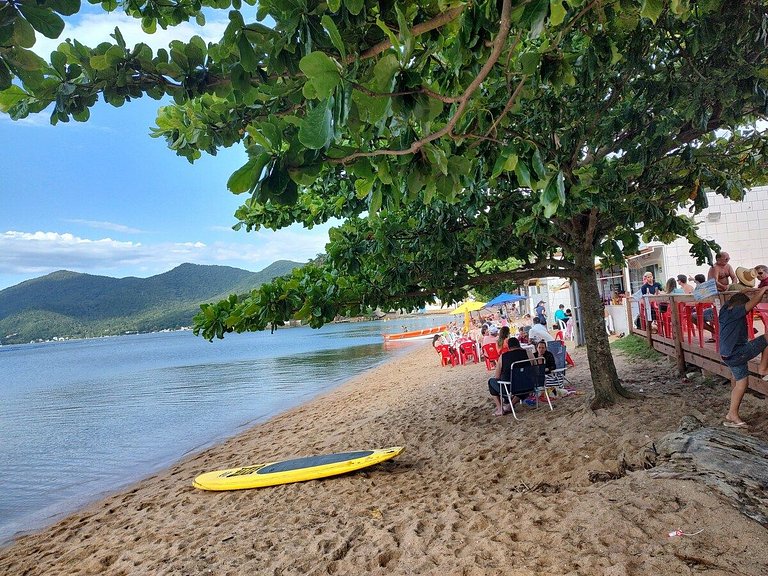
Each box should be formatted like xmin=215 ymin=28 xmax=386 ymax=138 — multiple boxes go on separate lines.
xmin=344 ymin=5 xmax=466 ymax=65
xmin=333 ymin=0 xmax=513 ymax=164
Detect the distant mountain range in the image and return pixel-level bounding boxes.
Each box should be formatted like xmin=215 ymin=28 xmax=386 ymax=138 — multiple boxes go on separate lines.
xmin=0 ymin=261 xmax=303 ymax=345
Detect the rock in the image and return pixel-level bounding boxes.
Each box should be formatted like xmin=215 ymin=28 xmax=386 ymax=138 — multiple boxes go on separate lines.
xmin=651 ymin=417 xmax=768 ymax=526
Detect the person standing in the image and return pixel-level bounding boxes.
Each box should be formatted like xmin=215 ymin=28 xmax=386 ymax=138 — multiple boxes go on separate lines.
xmin=708 ymin=251 xmax=737 ymax=292
xmin=534 ymin=300 xmax=547 ymax=326
xmin=719 ymin=287 xmax=768 ymax=428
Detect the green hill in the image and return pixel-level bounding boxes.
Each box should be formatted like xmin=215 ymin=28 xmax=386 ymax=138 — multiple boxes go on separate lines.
xmin=0 ymin=261 xmax=303 ymax=345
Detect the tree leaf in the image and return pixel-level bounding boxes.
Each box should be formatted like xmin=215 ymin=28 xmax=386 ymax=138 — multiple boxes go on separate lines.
xmin=238 ymin=34 xmax=258 ymax=72
xmin=227 ymin=153 xmax=271 ymax=194
xmin=299 ymin=98 xmax=333 ymax=149
xmin=520 ymin=51 xmax=540 ymax=74
xmin=531 ymin=148 xmax=546 ymax=179
xmin=344 ymin=0 xmax=364 ymax=16
xmin=550 ymin=0 xmax=567 ymax=27
xmin=640 ymin=0 xmax=664 ymax=24
xmin=369 ymin=187 xmax=382 ymax=213
xmin=299 ymin=51 xmax=340 ymax=100
xmin=376 ymin=18 xmax=400 ymax=54
xmin=0 ymin=60 xmax=11 ymax=90
xmin=10 ymin=17 xmax=36 ymax=50
xmin=555 ymin=170 xmax=566 ymax=204
xmin=327 ymin=0 xmax=341 ymax=13
xmin=18 ymin=5 xmax=65 ymax=40
xmin=0 ymin=85 xmax=28 ymax=111
xmin=48 ymin=0 xmax=81 ymax=17
xmin=515 ymin=161 xmax=531 ymax=188
xmin=321 ymin=15 xmax=346 ymax=60
xmin=354 ymin=177 xmax=374 ymax=199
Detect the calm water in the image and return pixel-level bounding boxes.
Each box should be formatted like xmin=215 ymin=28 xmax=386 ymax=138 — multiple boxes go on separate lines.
xmin=0 ymin=316 xmax=449 ymax=544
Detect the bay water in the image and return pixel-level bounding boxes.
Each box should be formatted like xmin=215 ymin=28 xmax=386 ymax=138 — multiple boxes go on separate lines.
xmin=0 ymin=316 xmax=449 ymax=544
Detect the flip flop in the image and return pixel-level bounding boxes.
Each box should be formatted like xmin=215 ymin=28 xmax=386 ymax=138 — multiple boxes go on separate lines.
xmin=723 ymin=421 xmax=748 ymax=428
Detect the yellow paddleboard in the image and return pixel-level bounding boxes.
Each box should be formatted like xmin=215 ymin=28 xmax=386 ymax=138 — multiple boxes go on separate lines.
xmin=193 ymin=446 xmax=404 ymax=491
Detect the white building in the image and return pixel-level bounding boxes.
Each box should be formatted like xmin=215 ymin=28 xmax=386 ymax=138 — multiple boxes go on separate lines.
xmin=624 ymin=185 xmax=768 ymax=294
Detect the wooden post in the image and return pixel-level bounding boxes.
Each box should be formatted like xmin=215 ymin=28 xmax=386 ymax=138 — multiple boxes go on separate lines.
xmin=646 ymin=297 xmax=653 ymax=348
xmin=625 ymin=297 xmax=633 ymax=335
xmin=669 ymin=295 xmax=686 ymax=375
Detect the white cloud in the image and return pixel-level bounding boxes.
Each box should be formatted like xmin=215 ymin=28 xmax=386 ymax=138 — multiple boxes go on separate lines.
xmin=65 ymin=219 xmax=146 ymax=234
xmin=0 ymin=227 xmax=329 ymax=287
xmin=33 ymin=13 xmax=229 ymax=58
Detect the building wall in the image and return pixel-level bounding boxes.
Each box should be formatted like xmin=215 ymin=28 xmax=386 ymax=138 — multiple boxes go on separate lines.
xmin=663 ymin=185 xmax=768 ymax=280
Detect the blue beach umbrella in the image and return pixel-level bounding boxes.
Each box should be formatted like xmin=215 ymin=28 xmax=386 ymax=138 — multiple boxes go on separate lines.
xmin=485 ymin=292 xmax=526 ymax=307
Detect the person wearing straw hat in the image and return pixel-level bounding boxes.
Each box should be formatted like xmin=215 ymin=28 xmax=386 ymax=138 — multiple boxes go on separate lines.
xmin=732 ymin=267 xmax=758 ymax=291
xmin=719 ymin=286 xmax=768 ymax=428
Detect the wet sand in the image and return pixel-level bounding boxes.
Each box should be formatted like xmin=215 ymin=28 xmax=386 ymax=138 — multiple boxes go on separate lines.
xmin=1 ymin=342 xmax=767 ymax=575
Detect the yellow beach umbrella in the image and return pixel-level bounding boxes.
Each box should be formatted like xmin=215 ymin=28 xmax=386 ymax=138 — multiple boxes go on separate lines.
xmin=451 ymin=301 xmax=487 ymax=332
xmin=451 ymin=300 xmax=487 ymax=315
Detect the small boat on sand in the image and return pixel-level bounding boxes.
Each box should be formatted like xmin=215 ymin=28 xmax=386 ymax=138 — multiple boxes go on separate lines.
xmin=383 ymin=325 xmax=447 ymax=342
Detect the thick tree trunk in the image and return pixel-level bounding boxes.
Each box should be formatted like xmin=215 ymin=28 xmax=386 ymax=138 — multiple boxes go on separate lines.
xmin=574 ymin=249 xmax=636 ymax=409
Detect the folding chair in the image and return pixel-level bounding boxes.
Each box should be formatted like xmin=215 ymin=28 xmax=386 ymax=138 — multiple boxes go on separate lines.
xmin=498 ymin=358 xmax=552 ymax=420
xmin=546 ymin=340 xmax=571 ymax=388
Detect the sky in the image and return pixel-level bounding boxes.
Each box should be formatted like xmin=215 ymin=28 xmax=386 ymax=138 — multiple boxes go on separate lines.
xmin=0 ymin=8 xmax=333 ymax=291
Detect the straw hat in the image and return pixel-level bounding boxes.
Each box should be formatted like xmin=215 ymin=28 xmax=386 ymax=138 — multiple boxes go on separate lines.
xmin=735 ymin=267 xmax=757 ymax=287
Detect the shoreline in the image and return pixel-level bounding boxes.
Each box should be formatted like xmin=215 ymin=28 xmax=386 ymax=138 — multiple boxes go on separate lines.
xmin=2 ymin=343 xmax=767 ymax=575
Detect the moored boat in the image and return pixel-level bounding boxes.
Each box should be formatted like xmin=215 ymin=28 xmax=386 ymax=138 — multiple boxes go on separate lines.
xmin=383 ymin=325 xmax=447 ymax=342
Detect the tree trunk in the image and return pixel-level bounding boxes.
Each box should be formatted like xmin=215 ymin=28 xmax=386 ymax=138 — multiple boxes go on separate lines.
xmin=574 ymin=248 xmax=635 ymax=409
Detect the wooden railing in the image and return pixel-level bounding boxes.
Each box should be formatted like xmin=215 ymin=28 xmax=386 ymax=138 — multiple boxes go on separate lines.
xmin=626 ymin=294 xmax=768 ymax=396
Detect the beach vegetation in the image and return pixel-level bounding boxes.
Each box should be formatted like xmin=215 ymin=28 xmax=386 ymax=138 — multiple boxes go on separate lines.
xmin=611 ymin=335 xmax=663 ymax=361
xmin=2 ymin=1 xmax=768 ymax=408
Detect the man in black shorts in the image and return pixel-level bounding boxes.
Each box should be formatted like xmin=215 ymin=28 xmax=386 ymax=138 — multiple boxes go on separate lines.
xmin=719 ymin=286 xmax=768 ymax=428
xmin=488 ymin=337 xmax=530 ymax=416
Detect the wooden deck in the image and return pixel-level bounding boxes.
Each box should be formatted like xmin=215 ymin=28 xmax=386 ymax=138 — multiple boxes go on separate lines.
xmin=627 ymin=294 xmax=768 ymax=396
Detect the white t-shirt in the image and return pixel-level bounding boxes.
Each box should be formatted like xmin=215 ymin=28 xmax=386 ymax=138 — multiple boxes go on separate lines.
xmin=529 ymin=324 xmax=554 ymax=342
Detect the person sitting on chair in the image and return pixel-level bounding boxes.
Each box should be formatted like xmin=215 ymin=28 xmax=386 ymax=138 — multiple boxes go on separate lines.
xmin=529 ymin=317 xmax=554 ymax=343
xmin=488 ymin=337 xmax=530 ymax=416
xmin=496 ymin=325 xmax=511 ymax=353
xmin=534 ymin=341 xmax=556 ymax=382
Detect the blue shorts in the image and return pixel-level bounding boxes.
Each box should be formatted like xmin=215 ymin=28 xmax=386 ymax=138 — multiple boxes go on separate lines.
xmin=690 ymin=308 xmax=714 ymax=323
xmin=721 ymin=337 xmax=768 ymax=380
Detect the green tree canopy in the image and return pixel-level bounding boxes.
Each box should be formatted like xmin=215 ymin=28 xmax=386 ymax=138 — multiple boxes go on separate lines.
xmin=3 ymin=0 xmax=768 ymax=408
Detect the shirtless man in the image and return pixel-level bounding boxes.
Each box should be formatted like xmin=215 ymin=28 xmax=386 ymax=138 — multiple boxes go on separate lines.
xmin=708 ymin=251 xmax=737 ymax=292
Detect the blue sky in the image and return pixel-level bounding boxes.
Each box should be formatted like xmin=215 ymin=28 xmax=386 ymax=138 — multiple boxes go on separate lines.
xmin=0 ymin=8 xmax=332 ymax=291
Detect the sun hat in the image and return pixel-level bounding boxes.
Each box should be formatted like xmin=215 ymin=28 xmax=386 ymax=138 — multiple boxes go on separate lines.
xmin=735 ymin=267 xmax=757 ymax=287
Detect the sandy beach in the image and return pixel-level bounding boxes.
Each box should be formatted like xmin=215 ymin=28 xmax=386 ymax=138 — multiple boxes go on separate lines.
xmin=1 ymin=341 xmax=767 ymax=575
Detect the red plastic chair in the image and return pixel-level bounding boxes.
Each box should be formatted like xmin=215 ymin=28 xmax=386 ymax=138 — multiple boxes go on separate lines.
xmin=678 ymin=302 xmax=697 ymax=344
xmin=753 ymin=304 xmax=768 ymax=338
xmin=436 ymin=344 xmax=458 ymax=367
xmin=459 ymin=340 xmax=478 ymax=364
xmin=650 ymin=302 xmax=672 ymax=337
xmin=554 ymin=330 xmax=564 ymax=342
xmin=482 ymin=342 xmax=500 ymax=371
